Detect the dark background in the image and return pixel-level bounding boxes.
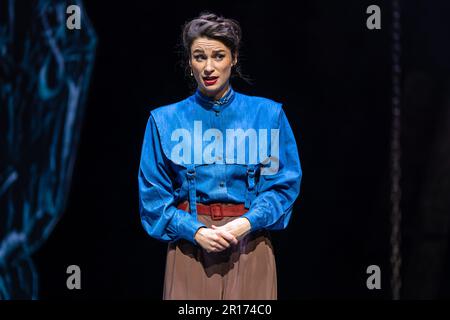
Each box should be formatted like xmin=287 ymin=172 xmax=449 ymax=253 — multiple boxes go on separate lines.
xmin=32 ymin=0 xmax=450 ymax=299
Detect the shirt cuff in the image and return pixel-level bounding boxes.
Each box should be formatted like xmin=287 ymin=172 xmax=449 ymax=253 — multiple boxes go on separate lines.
xmin=175 ymin=210 xmax=207 ymax=245
xmin=242 ymin=210 xmax=262 ymax=232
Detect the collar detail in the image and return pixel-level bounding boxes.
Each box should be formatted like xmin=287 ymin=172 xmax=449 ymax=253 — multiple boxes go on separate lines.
xmin=194 ymin=86 xmax=235 ymax=112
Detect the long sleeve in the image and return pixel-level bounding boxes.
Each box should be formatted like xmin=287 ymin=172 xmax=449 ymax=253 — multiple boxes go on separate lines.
xmin=242 ymin=107 xmax=302 ymax=231
xmin=138 ymin=114 xmax=206 ymax=244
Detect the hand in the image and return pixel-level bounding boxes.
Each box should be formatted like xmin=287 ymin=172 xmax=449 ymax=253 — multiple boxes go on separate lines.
xmin=194 ymin=227 xmax=238 ymax=253
xmin=211 ymin=218 xmax=251 ymax=241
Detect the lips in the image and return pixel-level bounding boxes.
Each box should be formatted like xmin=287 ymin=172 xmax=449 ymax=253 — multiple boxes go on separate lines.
xmin=203 ymin=76 xmax=218 ymax=86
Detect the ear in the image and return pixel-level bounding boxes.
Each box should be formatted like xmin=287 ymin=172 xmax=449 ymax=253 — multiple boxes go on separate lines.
xmin=233 ymin=51 xmax=238 ymax=66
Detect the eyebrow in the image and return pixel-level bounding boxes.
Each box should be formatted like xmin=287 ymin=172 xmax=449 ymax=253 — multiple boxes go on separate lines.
xmin=192 ymin=49 xmax=226 ymax=54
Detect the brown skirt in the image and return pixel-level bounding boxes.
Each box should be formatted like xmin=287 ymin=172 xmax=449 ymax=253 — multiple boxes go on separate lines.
xmin=163 ymin=215 xmax=277 ymax=300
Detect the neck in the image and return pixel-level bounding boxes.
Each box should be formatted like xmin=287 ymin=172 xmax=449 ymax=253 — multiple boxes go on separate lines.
xmin=199 ymin=83 xmax=230 ymax=101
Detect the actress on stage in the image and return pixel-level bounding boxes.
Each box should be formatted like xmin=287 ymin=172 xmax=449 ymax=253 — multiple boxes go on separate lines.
xmin=138 ymin=12 xmax=302 ymax=299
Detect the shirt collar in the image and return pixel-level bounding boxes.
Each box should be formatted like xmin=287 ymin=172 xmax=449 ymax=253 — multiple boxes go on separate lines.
xmin=194 ymin=85 xmax=235 ymax=112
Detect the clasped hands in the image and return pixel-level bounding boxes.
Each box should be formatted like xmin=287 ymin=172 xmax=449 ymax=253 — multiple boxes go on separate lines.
xmin=194 ymin=217 xmax=251 ymax=253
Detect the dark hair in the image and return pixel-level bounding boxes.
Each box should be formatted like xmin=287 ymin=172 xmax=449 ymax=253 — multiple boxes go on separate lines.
xmin=179 ymin=11 xmax=252 ymax=89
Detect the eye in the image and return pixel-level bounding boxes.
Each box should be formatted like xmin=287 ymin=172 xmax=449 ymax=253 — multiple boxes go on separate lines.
xmin=193 ymin=54 xmax=206 ymax=61
xmin=215 ymin=54 xmax=225 ymax=60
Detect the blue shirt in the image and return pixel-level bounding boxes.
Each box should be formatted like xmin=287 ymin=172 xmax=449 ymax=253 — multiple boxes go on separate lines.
xmin=138 ymin=86 xmax=302 ymax=245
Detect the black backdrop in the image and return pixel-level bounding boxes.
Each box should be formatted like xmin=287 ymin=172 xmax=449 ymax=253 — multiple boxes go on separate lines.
xmin=32 ymin=0 xmax=450 ymax=299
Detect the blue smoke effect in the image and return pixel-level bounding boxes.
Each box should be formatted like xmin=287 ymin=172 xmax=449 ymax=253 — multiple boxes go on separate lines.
xmin=0 ymin=0 xmax=97 ymax=299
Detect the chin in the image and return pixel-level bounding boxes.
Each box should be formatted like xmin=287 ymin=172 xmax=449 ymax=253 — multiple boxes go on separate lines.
xmin=209 ymin=82 xmax=225 ymax=90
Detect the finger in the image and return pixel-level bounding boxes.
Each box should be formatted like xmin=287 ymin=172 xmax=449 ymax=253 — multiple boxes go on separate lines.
xmin=211 ymin=237 xmax=226 ymax=251
xmin=215 ymin=235 xmax=231 ymax=249
xmin=215 ymin=229 xmax=235 ymax=244
xmin=210 ymin=235 xmax=228 ymax=250
xmin=210 ymin=243 xmax=225 ymax=252
xmin=216 ymin=229 xmax=238 ymax=245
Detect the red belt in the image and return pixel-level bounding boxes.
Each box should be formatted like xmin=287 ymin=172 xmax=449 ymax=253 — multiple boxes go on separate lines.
xmin=177 ymin=201 xmax=248 ymax=221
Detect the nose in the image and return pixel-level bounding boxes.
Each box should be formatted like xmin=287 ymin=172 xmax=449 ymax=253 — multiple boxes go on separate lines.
xmin=204 ymin=58 xmax=215 ymax=74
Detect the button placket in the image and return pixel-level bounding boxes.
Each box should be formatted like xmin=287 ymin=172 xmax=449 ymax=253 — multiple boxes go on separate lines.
xmin=217 ymin=111 xmax=228 ymax=196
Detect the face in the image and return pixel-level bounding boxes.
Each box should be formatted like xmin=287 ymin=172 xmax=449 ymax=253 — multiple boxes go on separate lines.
xmin=189 ymin=37 xmax=237 ymax=100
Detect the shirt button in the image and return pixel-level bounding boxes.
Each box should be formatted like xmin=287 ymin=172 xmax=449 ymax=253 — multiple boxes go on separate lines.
xmin=219 ymin=181 xmax=225 ymax=187
xmin=215 ymin=111 xmax=220 ymax=116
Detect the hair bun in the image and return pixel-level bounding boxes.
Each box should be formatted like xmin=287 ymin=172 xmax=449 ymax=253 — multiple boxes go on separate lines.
xmin=199 ymin=12 xmax=220 ymax=22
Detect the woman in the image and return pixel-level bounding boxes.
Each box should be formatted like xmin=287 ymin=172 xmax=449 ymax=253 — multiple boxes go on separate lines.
xmin=138 ymin=12 xmax=302 ymax=300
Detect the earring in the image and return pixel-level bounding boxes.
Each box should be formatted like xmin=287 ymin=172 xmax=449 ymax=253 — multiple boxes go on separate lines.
xmin=190 ymin=69 xmax=193 ymax=77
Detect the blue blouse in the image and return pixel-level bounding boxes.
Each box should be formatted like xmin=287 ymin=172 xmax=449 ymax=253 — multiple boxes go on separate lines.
xmin=138 ymin=86 xmax=302 ymax=245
